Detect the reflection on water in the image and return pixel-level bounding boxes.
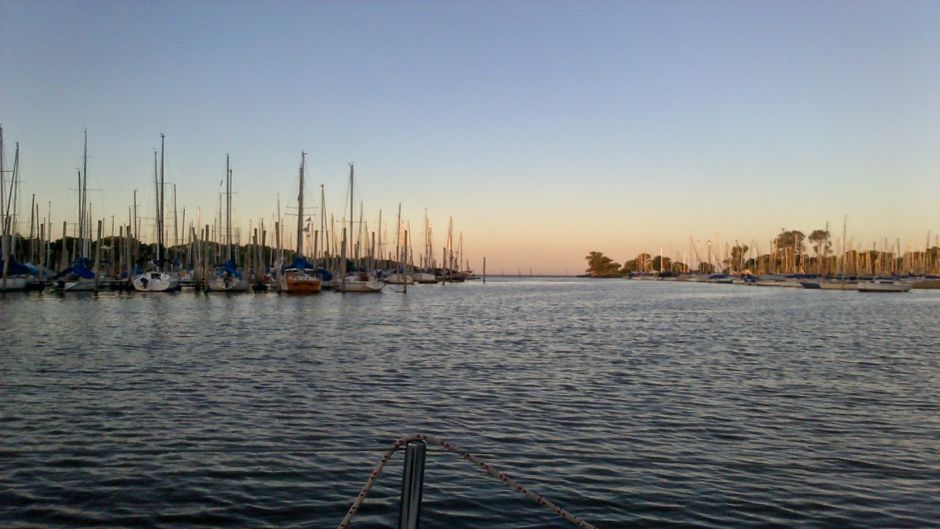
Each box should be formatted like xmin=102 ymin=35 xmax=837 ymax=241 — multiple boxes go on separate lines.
xmin=2 ymin=278 xmax=939 ymax=528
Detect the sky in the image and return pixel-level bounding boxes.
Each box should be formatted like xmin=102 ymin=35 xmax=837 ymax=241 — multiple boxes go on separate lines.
xmin=2 ymin=1 xmax=939 ymax=274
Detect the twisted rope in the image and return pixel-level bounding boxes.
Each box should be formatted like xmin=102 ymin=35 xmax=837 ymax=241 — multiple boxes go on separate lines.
xmin=337 ymin=433 xmax=598 ymax=529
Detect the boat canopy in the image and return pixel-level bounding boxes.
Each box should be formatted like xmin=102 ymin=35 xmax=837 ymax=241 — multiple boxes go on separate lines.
xmin=55 ymin=258 xmax=95 ymax=279
xmin=220 ymin=259 xmax=242 ymax=278
xmin=0 ymin=258 xmax=31 ymax=276
xmin=287 ymin=255 xmax=313 ymax=271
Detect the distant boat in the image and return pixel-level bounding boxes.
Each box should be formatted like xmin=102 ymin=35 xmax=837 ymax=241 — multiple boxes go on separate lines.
xmin=752 ymin=274 xmax=805 ymax=287
xmin=384 ymin=272 xmax=414 ymax=285
xmin=54 ymin=258 xmax=96 ymax=292
xmin=278 ymin=256 xmax=322 ymax=293
xmin=413 ymin=210 xmax=439 ymax=284
xmin=133 ymin=270 xmax=179 ymax=292
xmin=336 ymin=163 xmax=383 ymax=293
xmin=207 ymin=155 xmax=249 ymax=292
xmin=912 ymin=277 xmax=940 ymax=289
xmin=705 ymin=274 xmax=733 ymax=284
xmin=133 ymin=134 xmax=179 ymax=292
xmin=413 ymin=271 xmax=438 ymax=284
xmin=857 ymin=278 xmax=912 ymax=293
xmin=800 ymin=278 xmax=857 ymax=290
xmin=277 ymin=153 xmax=321 ymax=294
xmin=340 ymin=270 xmax=385 ymax=292
xmin=0 ymin=258 xmax=31 ymax=292
xmin=208 ymin=260 xmax=250 ymax=292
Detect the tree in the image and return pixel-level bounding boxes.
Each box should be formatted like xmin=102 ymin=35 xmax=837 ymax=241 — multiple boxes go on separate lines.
xmin=808 ymin=229 xmax=831 ymax=274
xmin=774 ymin=229 xmax=806 ymax=273
xmin=728 ymin=244 xmax=749 ymax=273
xmin=633 ymin=253 xmax=652 ymax=273
xmin=775 ymin=230 xmax=806 ymax=253
xmin=584 ymin=251 xmax=621 ymax=277
xmin=650 ymin=255 xmax=671 ymax=274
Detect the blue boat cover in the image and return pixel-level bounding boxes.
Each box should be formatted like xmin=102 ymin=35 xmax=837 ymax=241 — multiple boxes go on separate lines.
xmin=288 ymin=255 xmax=312 ymax=270
xmin=0 ymin=258 xmax=31 ymax=276
xmin=55 ymin=258 xmax=95 ymax=279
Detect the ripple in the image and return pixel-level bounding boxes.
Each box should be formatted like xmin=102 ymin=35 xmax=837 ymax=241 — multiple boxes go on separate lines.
xmin=2 ymin=279 xmax=940 ymax=528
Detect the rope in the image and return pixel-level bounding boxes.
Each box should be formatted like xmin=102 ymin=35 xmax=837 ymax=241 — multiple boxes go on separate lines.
xmin=337 ymin=433 xmax=599 ymax=529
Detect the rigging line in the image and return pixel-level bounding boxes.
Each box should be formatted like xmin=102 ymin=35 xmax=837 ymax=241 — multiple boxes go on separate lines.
xmin=338 ymin=433 xmax=599 ymax=529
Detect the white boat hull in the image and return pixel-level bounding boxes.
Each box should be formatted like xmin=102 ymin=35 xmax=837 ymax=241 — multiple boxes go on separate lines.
xmin=818 ymin=280 xmax=857 ymax=290
xmin=857 ymin=280 xmax=912 ymax=293
xmin=413 ymin=272 xmax=438 ymax=284
xmin=133 ymin=272 xmax=179 ymax=292
xmin=207 ymin=277 xmax=250 ymax=292
xmin=0 ymin=277 xmax=29 ymax=291
xmin=384 ymin=273 xmax=414 ymax=285
xmin=337 ymin=275 xmax=384 ymax=293
xmin=62 ymin=279 xmax=95 ymax=291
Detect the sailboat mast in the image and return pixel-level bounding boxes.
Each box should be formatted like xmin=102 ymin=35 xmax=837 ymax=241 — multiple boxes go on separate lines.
xmin=158 ymin=134 xmax=165 ymax=266
xmin=395 ymin=202 xmax=401 ymax=268
xmin=79 ymin=130 xmax=88 ymax=257
xmin=296 ymin=152 xmax=305 ymax=256
xmin=226 ymin=154 xmax=232 ymax=261
xmin=348 ymin=163 xmax=354 ymax=269
xmin=173 ymin=184 xmax=180 ymax=256
xmin=320 ymin=184 xmax=328 ymax=258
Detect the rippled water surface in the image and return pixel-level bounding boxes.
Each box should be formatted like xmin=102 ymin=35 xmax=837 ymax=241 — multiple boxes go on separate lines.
xmin=2 ymin=278 xmax=940 ymax=528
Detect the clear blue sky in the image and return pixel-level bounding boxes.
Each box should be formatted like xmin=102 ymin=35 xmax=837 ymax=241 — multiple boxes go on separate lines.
xmin=2 ymin=1 xmax=939 ymax=273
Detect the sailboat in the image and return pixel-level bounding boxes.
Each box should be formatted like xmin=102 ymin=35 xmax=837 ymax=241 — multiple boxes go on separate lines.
xmin=414 ymin=209 xmax=438 ymax=284
xmin=0 ymin=127 xmax=31 ymax=292
xmin=277 ymin=152 xmax=321 ymax=293
xmin=53 ymin=131 xmax=98 ymax=292
xmin=337 ymin=163 xmax=383 ymax=293
xmin=383 ymin=203 xmax=414 ymax=285
xmin=133 ymin=134 xmax=179 ymax=292
xmin=208 ymin=155 xmax=249 ymax=292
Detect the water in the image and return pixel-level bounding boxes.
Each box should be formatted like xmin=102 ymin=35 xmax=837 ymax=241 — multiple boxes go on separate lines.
xmin=2 ymin=278 xmax=939 ymax=528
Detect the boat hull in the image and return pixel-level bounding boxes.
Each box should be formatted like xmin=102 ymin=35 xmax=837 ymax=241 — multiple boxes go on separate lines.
xmin=413 ymin=272 xmax=438 ymax=284
xmin=207 ymin=277 xmax=251 ymax=292
xmin=337 ymin=275 xmax=384 ymax=293
xmin=278 ymin=274 xmax=321 ymax=293
xmin=133 ymin=272 xmax=180 ymax=292
xmin=857 ymin=280 xmax=912 ymax=293
xmin=0 ymin=277 xmax=30 ymax=291
xmin=384 ymin=273 xmax=414 ymax=285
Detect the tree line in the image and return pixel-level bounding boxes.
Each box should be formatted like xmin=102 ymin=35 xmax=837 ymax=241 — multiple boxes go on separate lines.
xmin=585 ymin=228 xmax=940 ymax=277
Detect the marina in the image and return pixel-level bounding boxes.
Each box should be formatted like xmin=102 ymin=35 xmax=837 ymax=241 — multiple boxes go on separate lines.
xmin=4 ymin=2 xmax=940 ymax=527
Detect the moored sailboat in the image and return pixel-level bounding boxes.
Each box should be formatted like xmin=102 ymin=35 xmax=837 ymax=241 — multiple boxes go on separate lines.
xmin=277 ymin=152 xmax=321 ymax=293
xmin=337 ymin=163 xmax=382 ymax=293
xmin=207 ymin=155 xmax=249 ymax=292
xmin=133 ymin=134 xmax=179 ymax=292
xmin=857 ymin=278 xmax=913 ymax=293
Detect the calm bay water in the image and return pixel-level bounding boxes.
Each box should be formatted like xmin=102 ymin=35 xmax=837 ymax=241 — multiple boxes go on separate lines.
xmin=2 ymin=278 xmax=939 ymax=528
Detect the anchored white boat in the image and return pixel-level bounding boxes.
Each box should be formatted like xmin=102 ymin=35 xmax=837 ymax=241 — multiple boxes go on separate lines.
xmin=413 ymin=271 xmax=438 ymax=284
xmin=207 ymin=270 xmax=249 ymax=292
xmin=857 ymin=278 xmax=912 ymax=293
xmin=339 ymin=271 xmax=384 ymax=292
xmin=0 ymin=276 xmax=29 ymax=292
xmin=383 ymin=272 xmax=414 ymax=285
xmin=133 ymin=271 xmax=179 ymax=291
xmin=818 ymin=278 xmax=857 ymax=290
xmin=133 ymin=135 xmax=178 ymax=293
xmin=207 ymin=155 xmax=250 ymax=292
xmin=336 ymin=163 xmax=383 ymax=294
